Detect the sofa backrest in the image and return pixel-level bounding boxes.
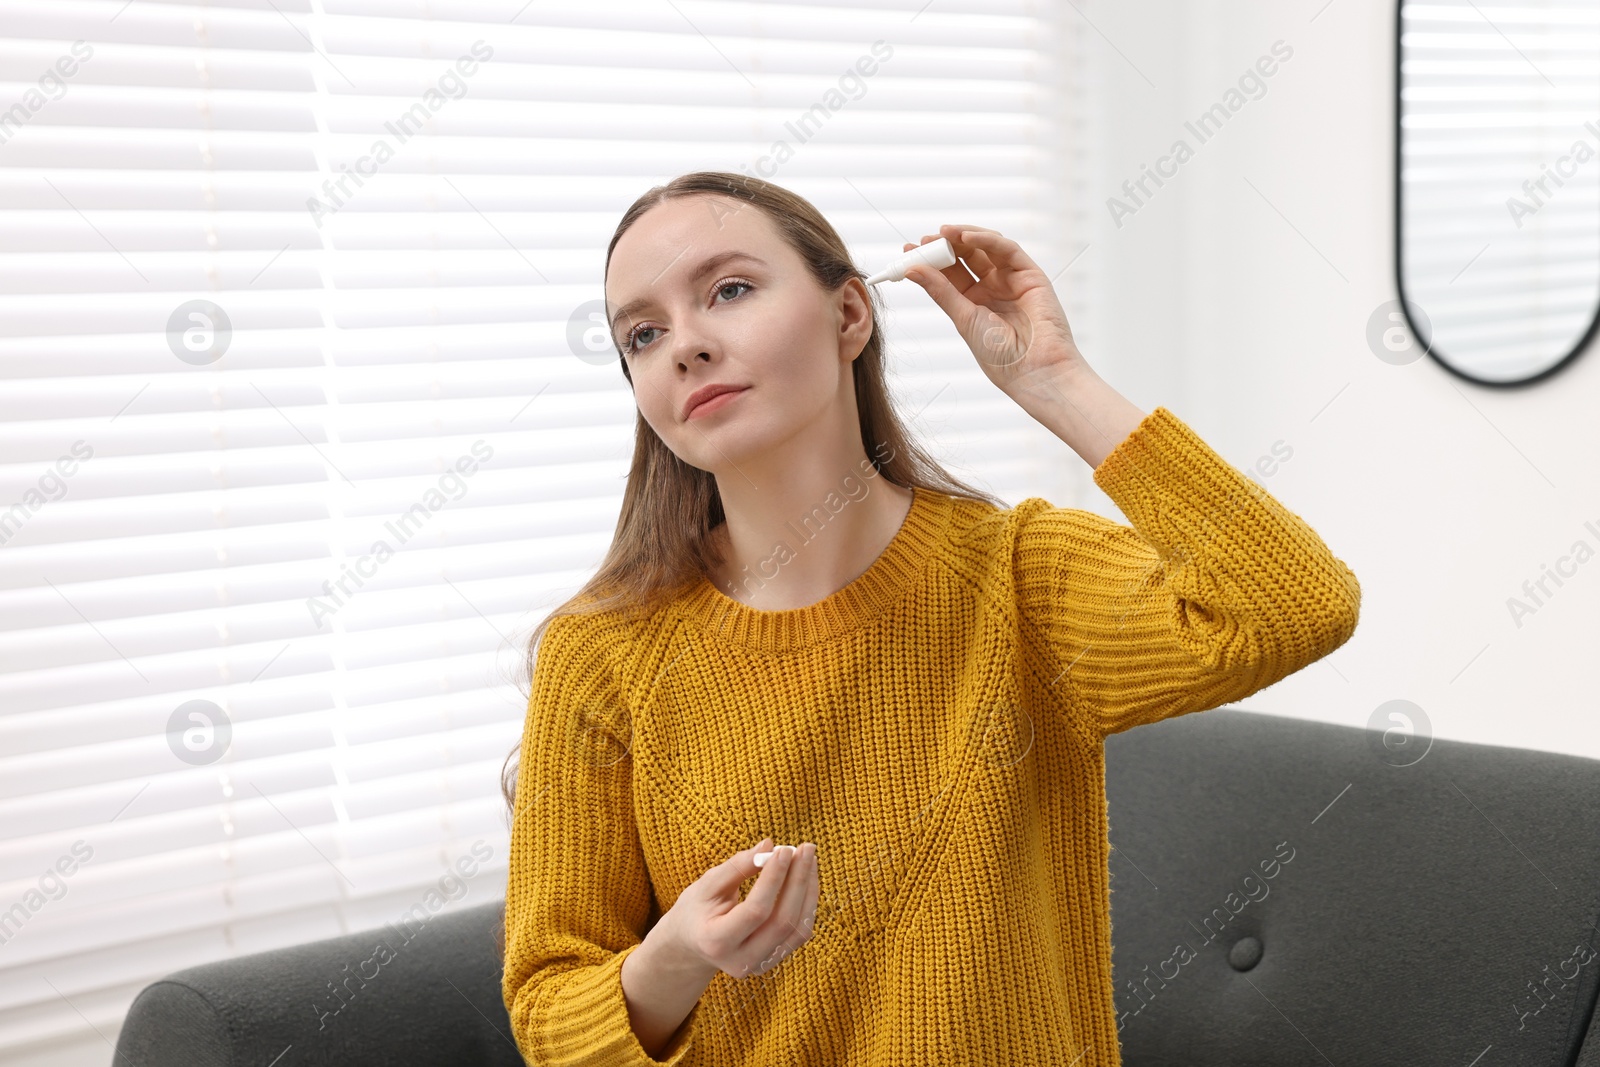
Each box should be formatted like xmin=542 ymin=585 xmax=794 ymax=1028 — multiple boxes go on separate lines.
xmin=1104 ymin=708 xmax=1600 ymax=1066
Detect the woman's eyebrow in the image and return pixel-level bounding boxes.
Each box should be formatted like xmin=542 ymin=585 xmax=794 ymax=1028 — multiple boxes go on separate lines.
xmin=610 ymin=251 xmax=769 ymax=337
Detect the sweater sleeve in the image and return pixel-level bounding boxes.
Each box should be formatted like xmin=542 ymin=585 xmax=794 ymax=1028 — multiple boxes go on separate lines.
xmin=1014 ymin=405 xmax=1361 ymax=741
xmin=502 ymin=610 xmax=700 ymax=1066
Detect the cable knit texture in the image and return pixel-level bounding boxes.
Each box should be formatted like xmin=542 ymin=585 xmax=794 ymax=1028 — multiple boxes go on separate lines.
xmin=502 ymin=405 xmax=1361 ymax=1066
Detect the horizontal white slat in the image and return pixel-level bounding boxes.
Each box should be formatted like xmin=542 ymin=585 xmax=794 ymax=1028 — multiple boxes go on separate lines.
xmin=2 ymin=848 xmax=514 ymax=984
xmin=1 ymin=1 xmax=315 ymax=48
xmin=0 ymin=557 xmax=552 ymax=663
xmin=1 ymin=739 xmax=516 ymax=847
xmin=0 ymin=46 xmax=312 ymax=91
xmin=0 ymin=599 xmax=556 ymax=707
xmin=0 ymin=848 xmax=511 ymax=1006
xmin=1402 ymin=2 xmax=1600 ymax=26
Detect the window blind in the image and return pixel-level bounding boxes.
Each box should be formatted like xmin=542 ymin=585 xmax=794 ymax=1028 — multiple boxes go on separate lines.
xmin=1398 ymin=0 xmax=1600 ymax=383
xmin=0 ymin=1 xmax=1082 ymax=1061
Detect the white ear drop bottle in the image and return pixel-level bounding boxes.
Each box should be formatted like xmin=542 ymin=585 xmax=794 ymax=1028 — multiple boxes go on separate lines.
xmin=865 ymin=237 xmax=957 ymax=285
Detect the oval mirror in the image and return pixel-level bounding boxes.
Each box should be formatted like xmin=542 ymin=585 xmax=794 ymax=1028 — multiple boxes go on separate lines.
xmin=1396 ymin=0 xmax=1600 ymax=386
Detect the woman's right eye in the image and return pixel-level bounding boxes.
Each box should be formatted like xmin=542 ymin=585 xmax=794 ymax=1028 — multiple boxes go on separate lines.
xmin=625 ymin=325 xmax=660 ymax=353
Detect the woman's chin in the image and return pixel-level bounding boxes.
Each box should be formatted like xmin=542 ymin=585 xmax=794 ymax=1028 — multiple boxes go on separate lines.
xmin=681 ymin=426 xmax=783 ymax=475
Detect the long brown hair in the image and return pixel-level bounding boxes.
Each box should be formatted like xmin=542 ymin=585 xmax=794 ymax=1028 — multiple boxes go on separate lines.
xmin=494 ymin=170 xmax=1005 ymax=952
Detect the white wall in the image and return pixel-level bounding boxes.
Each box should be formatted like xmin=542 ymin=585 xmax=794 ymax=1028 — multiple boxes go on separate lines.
xmin=1076 ymin=0 xmax=1599 ymax=758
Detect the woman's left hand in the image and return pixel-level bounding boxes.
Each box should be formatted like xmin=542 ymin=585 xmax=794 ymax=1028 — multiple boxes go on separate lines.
xmin=899 ymin=225 xmax=1091 ymax=397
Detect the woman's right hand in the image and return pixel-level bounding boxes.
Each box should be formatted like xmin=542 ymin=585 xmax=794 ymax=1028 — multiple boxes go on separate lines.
xmin=655 ymin=837 xmax=820 ymax=980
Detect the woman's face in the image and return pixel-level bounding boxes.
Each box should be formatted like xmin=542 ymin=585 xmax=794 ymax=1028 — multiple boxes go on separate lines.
xmin=604 ymin=195 xmax=873 ymax=474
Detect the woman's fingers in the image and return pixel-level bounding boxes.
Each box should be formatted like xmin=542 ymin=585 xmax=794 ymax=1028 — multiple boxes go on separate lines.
xmin=705 ymin=839 xmax=788 ymax=944
xmin=932 ymin=225 xmax=1005 ymax=281
xmin=741 ymin=843 xmax=812 ymax=968
xmin=908 ymin=235 xmax=978 ymax=293
xmin=905 ymin=255 xmax=983 ymax=343
xmin=797 ymin=844 xmax=819 ymax=936
xmin=680 ymin=838 xmax=822 ymax=980
xmin=743 ymin=842 xmax=817 ymax=974
xmin=961 ymin=247 xmax=999 ymax=284
xmin=941 ymin=225 xmax=1042 ymax=274
xmin=743 ymin=842 xmax=795 ymax=908
xmin=777 ymin=843 xmax=816 ymax=939
xmin=703 ymin=836 xmax=768 ymax=898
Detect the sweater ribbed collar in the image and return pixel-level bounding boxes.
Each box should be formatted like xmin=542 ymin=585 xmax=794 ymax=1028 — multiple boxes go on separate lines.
xmin=676 ymin=485 xmax=951 ymax=653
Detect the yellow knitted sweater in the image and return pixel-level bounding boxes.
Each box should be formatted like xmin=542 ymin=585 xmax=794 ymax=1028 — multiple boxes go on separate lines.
xmin=502 ymin=405 xmax=1361 ymax=1066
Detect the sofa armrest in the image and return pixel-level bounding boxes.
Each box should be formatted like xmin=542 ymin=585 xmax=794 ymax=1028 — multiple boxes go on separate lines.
xmin=114 ymin=899 xmax=523 ymax=1067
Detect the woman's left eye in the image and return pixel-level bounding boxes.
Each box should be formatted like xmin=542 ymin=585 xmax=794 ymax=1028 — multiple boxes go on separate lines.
xmin=714 ymin=279 xmax=754 ymax=302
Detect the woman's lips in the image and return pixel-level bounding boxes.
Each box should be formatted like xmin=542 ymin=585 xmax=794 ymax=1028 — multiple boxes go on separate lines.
xmin=686 ymin=387 xmax=749 ymax=420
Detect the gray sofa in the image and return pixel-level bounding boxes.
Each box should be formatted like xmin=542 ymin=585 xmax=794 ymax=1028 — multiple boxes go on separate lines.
xmin=114 ymin=708 xmax=1600 ymax=1065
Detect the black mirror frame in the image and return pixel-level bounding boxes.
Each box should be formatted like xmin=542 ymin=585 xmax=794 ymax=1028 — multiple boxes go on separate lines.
xmin=1393 ymin=0 xmax=1600 ymax=389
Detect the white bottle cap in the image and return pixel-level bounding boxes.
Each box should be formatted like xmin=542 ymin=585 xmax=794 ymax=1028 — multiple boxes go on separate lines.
xmin=752 ymin=844 xmax=795 ymax=867
xmin=865 ymin=237 xmax=957 ymax=285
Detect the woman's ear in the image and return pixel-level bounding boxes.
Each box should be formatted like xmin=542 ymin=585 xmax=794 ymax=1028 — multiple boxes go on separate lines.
xmin=838 ymin=277 xmax=875 ymax=362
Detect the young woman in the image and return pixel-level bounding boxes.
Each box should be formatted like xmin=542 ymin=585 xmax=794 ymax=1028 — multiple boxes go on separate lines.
xmin=499 ymin=171 xmax=1361 ymax=1066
